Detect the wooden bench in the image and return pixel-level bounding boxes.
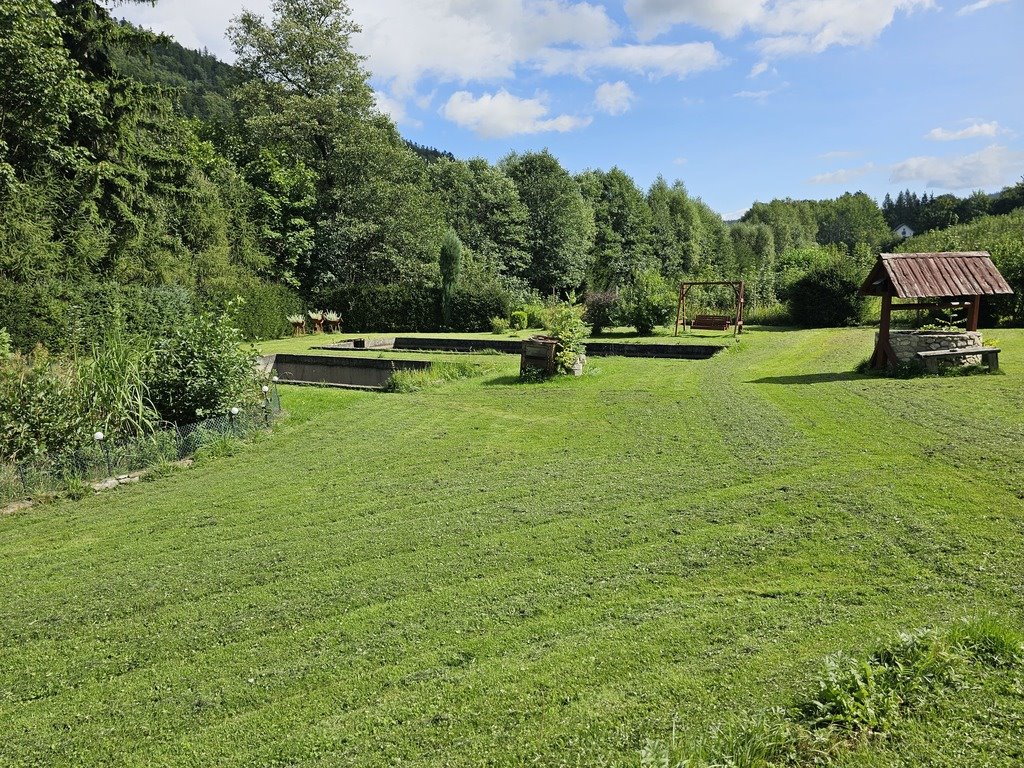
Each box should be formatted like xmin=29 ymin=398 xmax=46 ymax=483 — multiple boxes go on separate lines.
xmin=916 ymin=346 xmax=1000 ymax=374
xmin=690 ymin=314 xmax=732 ymax=331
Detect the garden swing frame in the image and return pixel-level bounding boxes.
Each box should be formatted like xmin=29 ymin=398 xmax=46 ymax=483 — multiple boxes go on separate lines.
xmin=673 ymin=281 xmax=745 ymax=337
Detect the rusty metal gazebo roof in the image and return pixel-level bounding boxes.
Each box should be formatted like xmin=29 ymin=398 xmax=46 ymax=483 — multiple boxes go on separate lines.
xmin=860 ymin=251 xmax=1014 ymax=298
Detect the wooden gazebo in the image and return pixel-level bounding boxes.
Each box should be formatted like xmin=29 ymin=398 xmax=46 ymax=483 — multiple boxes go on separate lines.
xmin=859 ymin=251 xmax=1013 ymax=369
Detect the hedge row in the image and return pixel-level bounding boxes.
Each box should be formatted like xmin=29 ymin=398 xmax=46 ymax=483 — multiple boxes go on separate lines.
xmin=2 ymin=276 xmax=517 ymax=351
xmin=0 ymin=278 xmax=304 ymax=351
xmin=314 ymin=282 xmax=511 ymax=333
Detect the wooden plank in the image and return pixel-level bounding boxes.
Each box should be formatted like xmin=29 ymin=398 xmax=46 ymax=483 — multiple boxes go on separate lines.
xmin=916 ymin=346 xmax=999 ymax=358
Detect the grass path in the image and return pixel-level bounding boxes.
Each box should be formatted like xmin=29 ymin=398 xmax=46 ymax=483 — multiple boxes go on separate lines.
xmin=2 ymin=328 xmax=1023 ymax=766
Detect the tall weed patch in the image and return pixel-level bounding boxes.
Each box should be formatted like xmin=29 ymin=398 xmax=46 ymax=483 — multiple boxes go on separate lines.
xmin=642 ymin=619 xmax=1024 ymax=767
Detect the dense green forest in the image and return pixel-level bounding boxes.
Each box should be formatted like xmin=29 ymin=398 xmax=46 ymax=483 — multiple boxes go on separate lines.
xmin=3 ymin=0 xmax=1023 ymax=354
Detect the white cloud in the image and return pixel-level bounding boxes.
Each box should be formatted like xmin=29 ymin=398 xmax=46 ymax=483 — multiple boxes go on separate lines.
xmin=120 ymin=2 xmax=622 ymax=89
xmin=351 ymin=0 xmax=620 ymax=95
xmin=537 ymin=42 xmax=725 ymax=79
xmin=118 ymin=0 xmax=263 ymax=60
xmin=594 ymin=81 xmax=636 ymax=115
xmin=925 ymin=120 xmax=1005 ymax=141
xmin=957 ymin=0 xmax=1011 ymax=15
xmin=889 ymin=144 xmax=1024 ymax=189
xmin=807 ymin=163 xmax=875 ymax=184
xmin=818 ymin=150 xmax=861 ymax=159
xmin=720 ymin=207 xmax=750 ymax=221
xmin=625 ymin=0 xmax=766 ymax=40
xmin=374 ymin=91 xmax=421 ymax=126
xmin=733 ymin=83 xmax=788 ymax=103
xmin=735 ymin=89 xmax=772 ymax=101
xmin=673 ymin=156 xmax=688 ymax=165
xmin=748 ymin=61 xmax=769 ymax=77
xmin=441 ymin=89 xmax=592 ymax=138
xmin=625 ymin=0 xmax=935 ymax=60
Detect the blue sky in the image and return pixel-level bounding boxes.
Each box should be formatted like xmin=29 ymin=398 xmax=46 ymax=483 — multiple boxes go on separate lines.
xmin=121 ymin=0 xmax=1024 ymax=219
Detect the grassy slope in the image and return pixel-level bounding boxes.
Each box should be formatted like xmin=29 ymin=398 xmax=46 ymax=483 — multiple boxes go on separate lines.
xmin=2 ymin=328 xmax=1023 ymax=766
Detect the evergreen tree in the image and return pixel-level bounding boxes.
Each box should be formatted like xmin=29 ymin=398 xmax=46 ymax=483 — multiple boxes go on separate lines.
xmin=439 ymin=228 xmax=462 ymax=326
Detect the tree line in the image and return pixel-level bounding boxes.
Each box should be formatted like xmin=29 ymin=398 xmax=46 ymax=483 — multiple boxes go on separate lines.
xmin=882 ymin=184 xmax=1024 ymax=236
xmin=3 ymin=0 xmax=1023 ymax=352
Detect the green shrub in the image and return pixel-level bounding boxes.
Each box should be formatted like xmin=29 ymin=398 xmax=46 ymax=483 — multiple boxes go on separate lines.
xmin=522 ymin=303 xmax=547 ymax=328
xmin=315 ymin=283 xmax=440 ymax=332
xmin=745 ymin=302 xmax=792 ymax=326
xmin=227 ymin=281 xmax=303 ymax=340
xmin=583 ymin=290 xmax=618 ymax=334
xmin=615 ymin=270 xmax=675 ymax=334
xmin=898 ymin=208 xmax=1024 ymax=325
xmin=0 ymin=328 xmax=10 ymax=359
xmin=449 ymin=281 xmax=513 ymax=332
xmin=0 ymin=279 xmax=197 ymax=353
xmin=783 ymin=261 xmax=868 ymax=327
xmin=509 ymin=311 xmax=528 ymax=331
xmin=148 ymin=311 xmax=263 ymax=424
xmin=490 ymin=316 xmax=510 ymax=334
xmin=0 ymin=349 xmax=85 ymax=461
xmin=546 ymin=302 xmax=589 ymax=373
xmin=0 ymin=278 xmax=69 ymax=352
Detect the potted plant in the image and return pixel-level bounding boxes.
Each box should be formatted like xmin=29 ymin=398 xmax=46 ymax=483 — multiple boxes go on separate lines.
xmin=520 ymin=301 xmax=589 ymax=377
xmin=307 ymin=309 xmax=325 ymax=334
xmin=287 ymin=314 xmax=306 ymax=336
xmin=324 ymin=311 xmax=341 ymax=333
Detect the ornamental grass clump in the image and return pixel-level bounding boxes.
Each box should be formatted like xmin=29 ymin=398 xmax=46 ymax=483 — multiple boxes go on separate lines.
xmin=79 ymin=328 xmax=158 ymax=440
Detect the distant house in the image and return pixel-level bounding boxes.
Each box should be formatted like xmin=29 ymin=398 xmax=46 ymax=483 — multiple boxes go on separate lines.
xmin=893 ymin=223 xmax=914 ymax=239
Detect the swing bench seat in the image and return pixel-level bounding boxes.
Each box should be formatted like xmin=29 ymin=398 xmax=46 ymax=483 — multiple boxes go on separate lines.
xmin=690 ymin=314 xmax=732 ymax=331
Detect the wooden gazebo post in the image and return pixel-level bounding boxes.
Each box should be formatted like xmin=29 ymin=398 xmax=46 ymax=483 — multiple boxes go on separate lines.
xmin=967 ymin=294 xmax=981 ymax=332
xmin=872 ymin=293 xmax=894 ymax=369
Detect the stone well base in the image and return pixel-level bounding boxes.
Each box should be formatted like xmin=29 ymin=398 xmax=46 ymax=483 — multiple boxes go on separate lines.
xmin=882 ymin=330 xmax=983 ymax=366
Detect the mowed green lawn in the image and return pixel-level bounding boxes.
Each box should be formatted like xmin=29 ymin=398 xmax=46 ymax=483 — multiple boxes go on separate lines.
xmin=2 ymin=327 xmax=1023 ymax=766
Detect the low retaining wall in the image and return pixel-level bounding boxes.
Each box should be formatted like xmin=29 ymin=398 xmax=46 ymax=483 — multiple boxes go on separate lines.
xmin=268 ymin=353 xmax=431 ymax=389
xmin=387 ymin=337 xmax=723 ymax=360
xmin=885 ymin=330 xmax=984 ymax=365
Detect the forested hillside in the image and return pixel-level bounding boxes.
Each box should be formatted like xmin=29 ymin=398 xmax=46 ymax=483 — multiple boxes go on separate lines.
xmin=2 ymin=0 xmax=1022 ymax=354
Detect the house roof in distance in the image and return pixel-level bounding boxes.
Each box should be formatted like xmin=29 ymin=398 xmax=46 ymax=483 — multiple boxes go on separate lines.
xmin=860 ymin=251 xmax=1014 ymax=298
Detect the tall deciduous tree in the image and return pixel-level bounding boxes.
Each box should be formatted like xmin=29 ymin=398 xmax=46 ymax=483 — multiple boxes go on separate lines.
xmin=0 ymin=0 xmax=93 ymax=185
xmin=816 ymin=191 xmax=889 ymax=256
xmin=428 ymin=158 xmax=530 ymax=280
xmin=577 ymin=167 xmax=654 ymax=291
xmin=501 ymin=150 xmax=595 ymax=295
xmin=229 ymin=0 xmax=442 ymax=291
